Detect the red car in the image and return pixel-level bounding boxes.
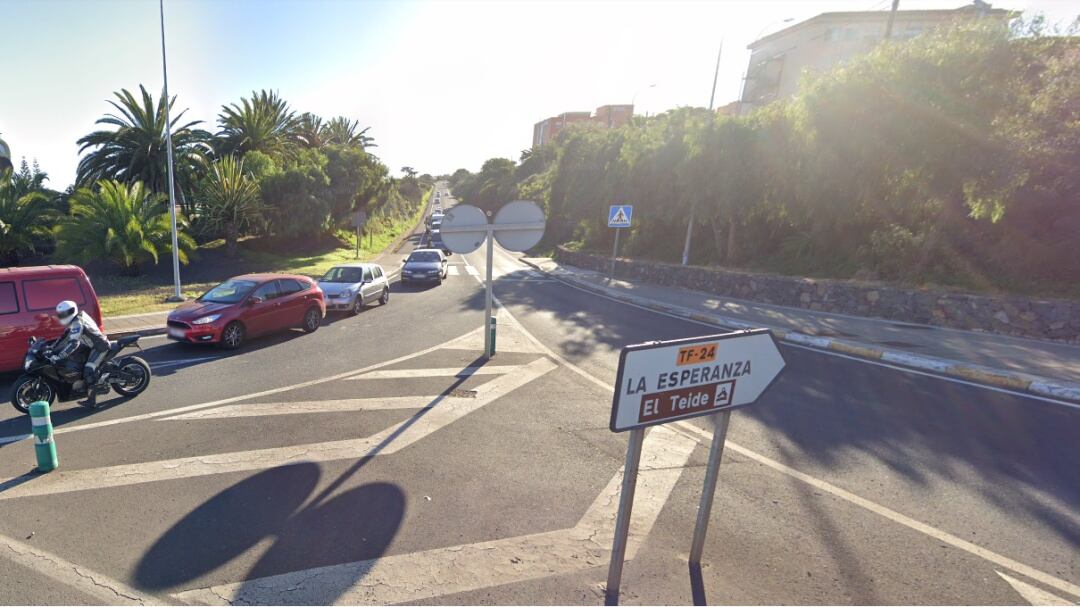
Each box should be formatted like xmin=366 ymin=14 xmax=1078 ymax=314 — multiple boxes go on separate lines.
xmin=167 ymin=273 xmax=325 ymax=349
xmin=0 ymin=265 xmax=104 ymax=372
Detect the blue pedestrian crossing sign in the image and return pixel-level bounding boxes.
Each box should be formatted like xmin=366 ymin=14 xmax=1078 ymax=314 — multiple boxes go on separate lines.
xmin=608 ymin=205 xmax=632 ymax=228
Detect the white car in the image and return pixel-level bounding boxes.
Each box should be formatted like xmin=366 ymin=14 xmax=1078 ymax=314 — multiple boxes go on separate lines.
xmin=317 ymin=263 xmax=390 ymax=315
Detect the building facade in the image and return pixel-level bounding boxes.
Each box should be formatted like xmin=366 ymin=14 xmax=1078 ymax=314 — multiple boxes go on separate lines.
xmin=740 ymin=1 xmax=1008 ymax=112
xmin=532 ymin=104 xmax=636 ymax=148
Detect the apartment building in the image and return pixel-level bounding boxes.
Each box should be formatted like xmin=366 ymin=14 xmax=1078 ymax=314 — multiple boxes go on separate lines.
xmin=532 ymin=104 xmax=635 ymax=148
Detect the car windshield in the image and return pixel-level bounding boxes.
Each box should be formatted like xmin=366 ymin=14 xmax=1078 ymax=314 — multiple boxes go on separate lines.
xmin=407 ymin=251 xmax=441 ymax=263
xmin=321 ymin=267 xmax=365 ymax=283
xmin=198 ymin=279 xmax=257 ymax=304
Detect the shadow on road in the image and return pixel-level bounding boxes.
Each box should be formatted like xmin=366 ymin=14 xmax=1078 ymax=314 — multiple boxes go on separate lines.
xmin=134 ymin=354 xmax=492 ymax=597
xmin=480 ymin=276 xmax=1080 ymax=556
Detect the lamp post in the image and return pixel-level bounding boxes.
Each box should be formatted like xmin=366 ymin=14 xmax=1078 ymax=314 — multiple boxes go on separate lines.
xmin=631 ymin=83 xmax=656 ymax=116
xmin=160 ymin=0 xmax=184 ymax=302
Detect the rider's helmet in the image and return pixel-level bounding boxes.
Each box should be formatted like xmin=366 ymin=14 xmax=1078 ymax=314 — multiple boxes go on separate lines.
xmin=56 ymin=300 xmax=79 ymax=326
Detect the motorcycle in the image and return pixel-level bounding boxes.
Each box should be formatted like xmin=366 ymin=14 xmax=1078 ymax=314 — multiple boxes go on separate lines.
xmin=10 ymin=335 xmax=152 ymax=414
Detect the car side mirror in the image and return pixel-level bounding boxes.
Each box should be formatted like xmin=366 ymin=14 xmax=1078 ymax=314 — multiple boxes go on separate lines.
xmin=249 ymin=296 xmax=264 ymax=305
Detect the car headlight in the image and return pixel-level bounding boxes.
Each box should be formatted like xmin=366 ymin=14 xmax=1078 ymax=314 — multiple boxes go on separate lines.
xmin=191 ymin=314 xmax=221 ymax=325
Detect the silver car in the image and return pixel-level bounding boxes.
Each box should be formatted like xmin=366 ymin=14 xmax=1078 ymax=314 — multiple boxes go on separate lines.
xmin=317 ymin=263 xmax=390 ymax=315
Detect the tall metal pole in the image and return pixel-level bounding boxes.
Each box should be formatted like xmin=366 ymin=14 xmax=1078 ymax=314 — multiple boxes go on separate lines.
xmin=610 ymin=227 xmax=621 ymax=279
xmin=160 ymin=0 xmax=183 ymax=302
xmin=884 ymin=0 xmax=900 ymax=39
xmin=483 ymin=226 xmax=494 ymax=358
xmin=683 ymin=40 xmax=723 ymax=267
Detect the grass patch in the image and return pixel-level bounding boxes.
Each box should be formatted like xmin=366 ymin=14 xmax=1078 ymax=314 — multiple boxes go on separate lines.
xmin=95 ymin=192 xmax=429 ymax=317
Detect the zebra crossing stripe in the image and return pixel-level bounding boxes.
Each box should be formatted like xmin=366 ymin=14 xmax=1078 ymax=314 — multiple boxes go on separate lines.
xmin=447 ymin=266 xmax=460 ymax=276
xmin=465 ymin=266 xmax=480 ymax=276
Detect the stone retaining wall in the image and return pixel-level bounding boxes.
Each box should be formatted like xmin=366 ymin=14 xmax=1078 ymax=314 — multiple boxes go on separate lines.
xmin=555 ymin=247 xmax=1080 ymax=343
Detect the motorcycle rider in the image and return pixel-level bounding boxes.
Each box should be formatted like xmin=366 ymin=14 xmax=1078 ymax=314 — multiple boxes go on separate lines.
xmin=51 ymin=300 xmax=112 ymax=407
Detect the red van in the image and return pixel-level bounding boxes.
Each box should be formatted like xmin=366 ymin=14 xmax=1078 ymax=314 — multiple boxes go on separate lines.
xmin=0 ymin=266 xmax=103 ymax=373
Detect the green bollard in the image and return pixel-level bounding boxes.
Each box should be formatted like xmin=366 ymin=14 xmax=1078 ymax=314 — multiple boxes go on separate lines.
xmin=29 ymin=401 xmax=58 ymax=473
xmin=488 ymin=317 xmax=497 ymax=357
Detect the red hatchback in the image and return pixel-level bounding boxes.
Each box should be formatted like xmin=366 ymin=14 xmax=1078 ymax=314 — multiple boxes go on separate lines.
xmin=167 ymin=273 xmax=325 ymax=349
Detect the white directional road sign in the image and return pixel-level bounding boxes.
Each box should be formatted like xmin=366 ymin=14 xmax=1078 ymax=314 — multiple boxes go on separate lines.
xmin=608 ymin=205 xmax=632 ymax=228
xmin=439 ymin=205 xmax=489 ymax=254
xmin=609 ymin=329 xmax=785 ymax=432
xmin=493 ymin=200 xmax=546 ymax=252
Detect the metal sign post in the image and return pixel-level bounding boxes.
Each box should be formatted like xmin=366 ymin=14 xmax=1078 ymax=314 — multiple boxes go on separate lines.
xmin=608 ymin=205 xmax=632 ymax=279
xmin=440 ymin=201 xmax=546 ymax=359
xmin=352 ymin=210 xmax=367 ymax=259
xmin=604 ymin=329 xmax=785 ymax=605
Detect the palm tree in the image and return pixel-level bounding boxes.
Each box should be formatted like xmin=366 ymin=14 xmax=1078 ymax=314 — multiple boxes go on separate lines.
xmin=55 ymin=180 xmax=195 ymax=276
xmin=0 ymin=169 xmax=55 ymax=265
xmin=196 ymin=156 xmax=264 ymax=257
xmin=217 ymin=90 xmax=298 ymax=159
xmin=76 ymin=86 xmax=212 ymax=203
xmin=293 ymin=113 xmax=327 ymax=149
xmin=323 ymin=116 xmax=376 ymax=149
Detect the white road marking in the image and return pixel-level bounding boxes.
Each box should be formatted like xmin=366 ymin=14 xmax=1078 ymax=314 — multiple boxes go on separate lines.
xmin=997 ymin=571 xmax=1076 ymax=606
xmin=0 ymin=328 xmax=489 ymax=446
xmin=348 ymin=365 xmax=520 ymax=380
xmin=480 ymin=270 xmax=1080 ymax=603
xmin=465 ymin=265 xmax=480 ymax=276
xmin=0 ymin=434 xmax=30 ymax=445
xmin=545 ymin=266 xmax=1080 ymax=409
xmin=446 ymin=266 xmax=460 ymax=276
xmin=0 ymin=358 xmax=555 ymax=500
xmin=160 ymin=396 xmax=442 ymax=420
xmin=149 ymin=356 xmax=221 ymax=369
xmin=171 ymin=425 xmax=697 ymax=605
xmin=673 ymin=421 xmax=1080 ymax=601
xmin=0 ymin=533 xmax=163 ymax=605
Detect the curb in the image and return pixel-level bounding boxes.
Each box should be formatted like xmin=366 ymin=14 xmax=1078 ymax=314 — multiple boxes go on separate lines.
xmin=107 ymin=326 xmax=167 ymax=340
xmin=518 ymin=259 xmax=1080 ymax=404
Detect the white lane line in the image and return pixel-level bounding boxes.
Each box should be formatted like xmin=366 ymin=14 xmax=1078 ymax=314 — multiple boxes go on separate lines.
xmin=0 ymin=358 xmax=556 ymax=500
xmin=149 ymin=356 xmax=221 ymax=369
xmin=465 ymin=265 xmax=480 ymax=276
xmin=446 ymin=266 xmax=460 ymax=276
xmin=997 ymin=571 xmax=1076 ymax=606
xmin=0 ymin=328 xmax=486 ymax=446
xmin=542 ymin=266 xmax=1080 ymax=408
xmin=0 ymin=533 xmax=163 ymax=605
xmin=160 ymin=397 xmax=442 ymax=420
xmin=171 ymin=425 xmax=697 ymax=606
xmin=0 ymin=434 xmax=30 ymax=446
xmin=484 ymin=275 xmax=1080 ymax=603
xmin=348 ymin=365 xmax=520 ymax=380
xmin=674 ymin=421 xmax=1080 ymax=601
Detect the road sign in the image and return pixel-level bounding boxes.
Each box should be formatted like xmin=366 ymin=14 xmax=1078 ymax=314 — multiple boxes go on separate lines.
xmin=610 ymin=329 xmax=785 ymax=432
xmin=440 ymin=205 xmax=488 ymax=254
xmin=493 ymin=200 xmax=545 ymax=252
xmin=604 ymin=328 xmax=785 ymax=605
xmin=608 ymin=205 xmax=632 ymax=228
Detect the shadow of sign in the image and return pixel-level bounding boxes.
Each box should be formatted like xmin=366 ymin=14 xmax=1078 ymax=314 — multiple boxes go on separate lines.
xmin=135 ymin=462 xmax=406 ymax=603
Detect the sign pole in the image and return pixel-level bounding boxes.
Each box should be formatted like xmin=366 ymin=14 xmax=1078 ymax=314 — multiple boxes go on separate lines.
xmin=356 ymin=224 xmax=360 ymax=259
xmin=483 ymin=225 xmax=495 ymax=359
xmin=689 ymin=410 xmax=732 ymax=579
xmin=610 ymin=227 xmax=621 ymax=279
xmin=605 ymin=426 xmax=645 ymax=606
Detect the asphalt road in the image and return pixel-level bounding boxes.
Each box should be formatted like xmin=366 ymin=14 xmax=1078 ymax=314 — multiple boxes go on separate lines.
xmin=0 ymin=182 xmax=1075 ymax=605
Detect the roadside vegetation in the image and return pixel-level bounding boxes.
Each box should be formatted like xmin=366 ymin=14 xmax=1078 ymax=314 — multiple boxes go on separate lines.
xmin=451 ymin=20 xmax=1080 ymax=298
xmin=1 ymin=89 xmax=433 ymax=313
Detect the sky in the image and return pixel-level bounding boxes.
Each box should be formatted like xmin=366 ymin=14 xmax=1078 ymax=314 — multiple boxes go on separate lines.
xmin=1 ymin=0 xmax=1076 ymax=189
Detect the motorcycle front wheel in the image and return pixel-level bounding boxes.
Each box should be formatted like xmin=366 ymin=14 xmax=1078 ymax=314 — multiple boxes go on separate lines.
xmin=112 ymin=357 xmax=151 ymax=397
xmin=10 ymin=375 xmax=56 ymax=414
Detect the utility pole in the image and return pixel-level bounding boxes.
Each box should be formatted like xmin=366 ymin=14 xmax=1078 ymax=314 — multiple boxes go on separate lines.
xmin=884 ymin=0 xmax=900 ymax=39
xmin=682 ymin=40 xmax=723 ymax=267
xmin=160 ymin=0 xmax=184 ymax=302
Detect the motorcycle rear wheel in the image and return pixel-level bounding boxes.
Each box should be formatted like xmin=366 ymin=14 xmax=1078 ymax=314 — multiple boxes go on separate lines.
xmin=10 ymin=375 xmax=56 ymax=415
xmin=112 ymin=357 xmax=152 ymax=397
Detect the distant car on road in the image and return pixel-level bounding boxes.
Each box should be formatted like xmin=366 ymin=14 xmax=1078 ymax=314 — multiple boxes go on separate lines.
xmin=317 ymin=263 xmax=390 ymax=315
xmin=167 ymin=274 xmax=325 ymax=350
xmin=401 ymin=249 xmax=448 ymax=284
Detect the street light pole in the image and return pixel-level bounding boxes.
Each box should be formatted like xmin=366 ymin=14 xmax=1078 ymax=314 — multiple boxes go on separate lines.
xmin=680 ymin=40 xmax=724 ymax=266
xmin=160 ymin=0 xmax=184 ymax=302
